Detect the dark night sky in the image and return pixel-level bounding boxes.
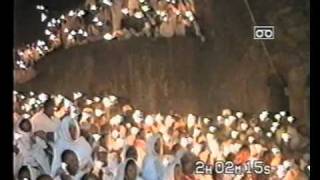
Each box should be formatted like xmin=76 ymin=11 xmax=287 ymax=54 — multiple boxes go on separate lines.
xmin=14 ymin=0 xmax=83 ymax=46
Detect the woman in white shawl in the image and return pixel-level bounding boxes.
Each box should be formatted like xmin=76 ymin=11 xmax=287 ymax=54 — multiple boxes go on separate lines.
xmin=51 ymin=116 xmax=93 ymax=177
xmin=142 ymin=134 xmax=164 ymax=180
xmin=17 ymin=165 xmax=41 ymax=180
xmin=15 ymin=118 xmax=51 ymax=175
xmin=114 ymin=158 xmax=143 ymax=180
xmin=163 ymin=159 xmax=183 ymax=180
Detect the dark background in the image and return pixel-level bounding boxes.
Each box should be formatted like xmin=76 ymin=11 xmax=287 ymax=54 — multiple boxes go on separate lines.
xmin=14 ymin=0 xmax=310 ymax=128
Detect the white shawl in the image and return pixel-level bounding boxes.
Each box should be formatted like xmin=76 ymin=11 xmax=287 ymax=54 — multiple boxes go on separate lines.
xmin=30 ymin=110 xmax=60 ymax=133
xmin=51 ymin=116 xmax=92 ymax=177
xmin=114 ymin=158 xmax=143 ymax=180
xmin=142 ymin=135 xmax=164 ymax=180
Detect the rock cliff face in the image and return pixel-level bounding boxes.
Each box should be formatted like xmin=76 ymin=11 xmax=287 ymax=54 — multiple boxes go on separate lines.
xmin=15 ymin=0 xmax=309 ymax=126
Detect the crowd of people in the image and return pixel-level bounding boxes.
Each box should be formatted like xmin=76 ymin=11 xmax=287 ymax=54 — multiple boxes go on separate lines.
xmin=14 ymin=0 xmax=205 ymax=71
xmin=13 ymin=90 xmax=310 ymax=180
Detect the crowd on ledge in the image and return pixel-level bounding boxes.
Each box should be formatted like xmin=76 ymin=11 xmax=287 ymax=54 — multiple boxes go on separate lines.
xmin=14 ymin=0 xmax=205 ymax=71
xmin=14 ymin=91 xmax=309 ymax=180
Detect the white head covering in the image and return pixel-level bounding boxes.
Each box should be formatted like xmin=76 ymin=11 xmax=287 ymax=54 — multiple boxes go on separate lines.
xmin=164 ymin=115 xmax=175 ymax=128
xmin=240 ymin=123 xmax=248 ymax=131
xmin=287 ymin=116 xmax=295 ymax=123
xmin=187 ymin=114 xmax=196 ymax=129
xmin=274 ymin=114 xmax=282 ymax=121
xmin=193 ymin=127 xmax=201 ymax=138
xmin=142 ymin=134 xmax=164 ymax=180
xmin=133 ymin=110 xmax=144 ymax=124
xmin=236 ymin=112 xmax=244 ymax=119
xmin=155 ymin=113 xmax=164 ymax=124
xmin=222 ymin=109 xmax=232 ymax=116
xmin=203 ymin=118 xmax=210 ymax=125
xmin=259 ymin=111 xmax=269 ymax=121
xmin=145 ymin=115 xmax=155 ymax=126
xmin=114 ymin=158 xmax=140 ymax=180
xmin=163 ymin=159 xmax=181 ymax=180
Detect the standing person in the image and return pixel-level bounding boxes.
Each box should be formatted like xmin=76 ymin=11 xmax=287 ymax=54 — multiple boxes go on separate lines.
xmin=163 ymin=160 xmax=184 ymax=180
xmin=51 ymin=116 xmax=93 ymax=177
xmin=111 ymin=0 xmax=124 ymax=34
xmin=115 ymin=158 xmax=143 ymax=180
xmin=142 ymin=134 xmax=165 ymax=180
xmin=30 ymin=98 xmax=61 ymax=133
xmin=17 ymin=165 xmax=41 ymax=180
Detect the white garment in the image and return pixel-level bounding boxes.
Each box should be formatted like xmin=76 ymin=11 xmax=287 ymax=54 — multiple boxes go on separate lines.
xmin=51 ymin=116 xmax=93 ymax=177
xmin=163 ymin=159 xmax=181 ymax=180
xmin=14 ymin=152 xmax=24 ymax=178
xmin=142 ymin=135 xmax=164 ymax=180
xmin=114 ymin=158 xmax=143 ymax=180
xmin=30 ymin=110 xmax=60 ymax=133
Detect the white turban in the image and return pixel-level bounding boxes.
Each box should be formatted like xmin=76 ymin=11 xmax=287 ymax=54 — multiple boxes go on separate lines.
xmin=110 ymin=115 xmax=123 ymax=126
xmin=114 ymin=138 xmax=125 ymax=151
xmin=155 ymin=113 xmax=164 ymax=124
xmin=187 ymin=114 xmax=196 ymax=129
xmin=164 ymin=115 xmax=175 ymax=128
xmin=224 ymin=116 xmax=236 ymax=127
xmin=94 ymin=109 xmax=105 ymax=117
xmin=126 ymin=123 xmax=132 ymax=128
xmin=231 ymin=131 xmax=239 ymax=139
xmin=217 ymin=115 xmax=224 ymax=125
xmin=163 ymin=133 xmax=171 ymax=144
xmin=272 ymin=122 xmax=280 ymax=128
xmin=254 ymin=126 xmax=261 ymax=133
xmin=203 ymin=118 xmax=210 ymax=125
xmin=191 ymin=143 xmax=202 ymax=156
xmin=130 ymin=127 xmax=139 ymax=136
xmin=266 ymin=132 xmax=273 ymax=138
xmin=236 ymin=112 xmax=244 ymax=119
xmin=121 ymin=8 xmax=129 ymax=15
xmin=134 ymin=11 xmax=144 ymax=19
xmin=287 ymin=116 xmax=295 ymax=123
xmin=248 ymin=136 xmax=255 ymax=144
xmin=93 ymin=97 xmax=101 ymax=102
xmin=209 ymin=126 xmax=217 ymax=133
xmin=259 ymin=111 xmax=269 ymax=121
xmin=180 ymin=137 xmax=188 ymax=148
xmin=279 ymin=111 xmax=287 ymax=117
xmin=22 ymin=114 xmax=31 ymax=119
xmin=271 ymin=147 xmax=280 ymax=155
xmin=145 ymin=115 xmax=154 ymax=126
xmin=103 ymin=33 xmax=113 ymax=40
xmin=240 ymin=123 xmax=248 ymax=131
xmin=283 ymin=160 xmax=293 ymax=169
xmin=111 ymin=130 xmax=119 ymax=139
xmin=270 ymin=126 xmax=277 ymax=133
xmin=281 ymin=133 xmax=291 ymax=143
xmin=274 ymin=114 xmax=281 ymax=121
xmin=92 ymin=134 xmax=102 ymax=142
xmin=133 ymin=110 xmax=143 ymax=124
xmin=193 ymin=128 xmax=201 ymax=138
xmin=90 ymin=5 xmax=97 ymax=10
xmin=222 ymin=109 xmax=232 ymax=116
xmin=86 ymin=99 xmax=93 ymax=105
xmin=38 ymin=93 xmax=48 ymax=103
xmin=73 ymin=92 xmax=82 ymax=100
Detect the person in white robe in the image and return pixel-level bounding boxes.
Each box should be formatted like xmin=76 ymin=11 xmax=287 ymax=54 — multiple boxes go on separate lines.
xmin=17 ymin=165 xmax=41 ymax=180
xmin=30 ymin=99 xmax=60 ymax=133
xmin=163 ymin=159 xmax=183 ymax=180
xmin=142 ymin=134 xmax=164 ymax=180
xmin=51 ymin=116 xmax=93 ymax=177
xmin=14 ymin=124 xmax=50 ymax=175
xmin=114 ymin=158 xmax=143 ymax=180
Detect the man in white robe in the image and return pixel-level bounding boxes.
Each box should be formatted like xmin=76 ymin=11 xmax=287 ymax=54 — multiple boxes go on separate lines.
xmin=142 ymin=134 xmax=165 ymax=180
xmin=30 ymin=99 xmax=60 ymax=133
